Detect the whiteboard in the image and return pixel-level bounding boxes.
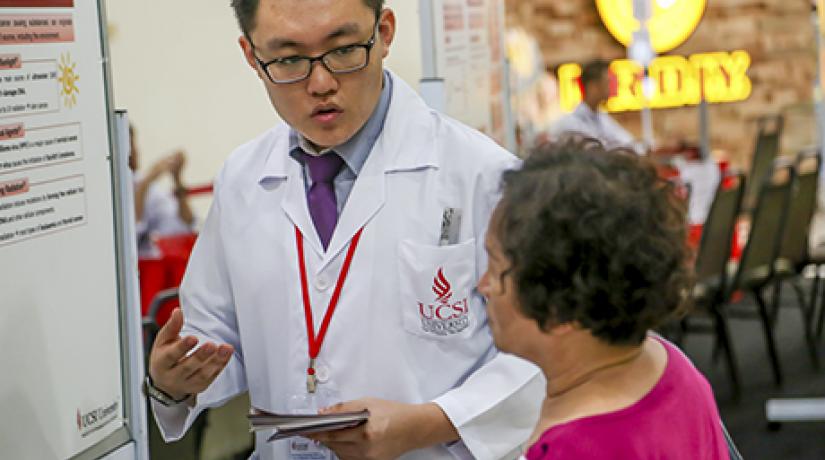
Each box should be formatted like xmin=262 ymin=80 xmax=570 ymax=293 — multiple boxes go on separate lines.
xmin=417 ymin=0 xmax=515 ymax=151
xmin=0 ymin=1 xmax=145 ymax=459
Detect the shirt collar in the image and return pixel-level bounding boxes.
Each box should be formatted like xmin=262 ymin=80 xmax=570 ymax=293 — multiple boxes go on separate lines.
xmin=289 ymin=71 xmax=393 ymax=176
xmin=575 ymin=102 xmax=597 ymax=115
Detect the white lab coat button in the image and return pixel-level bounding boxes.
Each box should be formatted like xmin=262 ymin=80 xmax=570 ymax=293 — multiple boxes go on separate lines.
xmin=315 ymin=275 xmax=330 ymax=291
xmin=315 ymin=364 xmax=330 ymax=383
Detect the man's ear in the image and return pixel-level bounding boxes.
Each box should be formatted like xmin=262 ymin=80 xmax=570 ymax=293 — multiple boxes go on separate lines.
xmin=239 ymin=35 xmax=263 ymax=78
xmin=377 ymin=8 xmax=396 ymax=59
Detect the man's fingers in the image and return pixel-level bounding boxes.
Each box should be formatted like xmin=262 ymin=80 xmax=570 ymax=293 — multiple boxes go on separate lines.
xmin=310 ymin=425 xmax=364 ymax=444
xmin=155 ymin=308 xmax=184 ymax=346
xmin=180 ymin=343 xmax=226 ymax=379
xmin=149 ymin=340 xmax=231 ymax=399
xmin=320 ymin=400 xmax=367 ymax=414
xmin=175 ymin=342 xmax=232 ymax=379
xmin=155 ymin=335 xmax=198 ymax=370
xmin=319 ymin=402 xmax=345 ymax=415
xmin=184 ymin=344 xmax=234 ymax=385
xmin=174 ymin=341 xmax=218 ymax=376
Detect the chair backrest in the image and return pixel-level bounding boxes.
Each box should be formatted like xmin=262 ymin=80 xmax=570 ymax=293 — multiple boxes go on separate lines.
xmin=743 ymin=115 xmax=784 ymax=210
xmin=141 ymin=287 xmax=179 ymax=356
xmin=731 ymin=160 xmax=795 ymax=290
xmin=694 ymin=171 xmax=745 ymax=287
xmin=778 ymin=149 xmax=821 ymax=267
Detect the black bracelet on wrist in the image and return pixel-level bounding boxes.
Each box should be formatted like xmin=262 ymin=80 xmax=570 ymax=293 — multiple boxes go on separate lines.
xmin=142 ymin=375 xmax=190 ymax=406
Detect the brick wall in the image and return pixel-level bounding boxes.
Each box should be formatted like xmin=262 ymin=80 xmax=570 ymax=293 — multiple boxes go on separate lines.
xmin=506 ymin=0 xmax=819 ymax=167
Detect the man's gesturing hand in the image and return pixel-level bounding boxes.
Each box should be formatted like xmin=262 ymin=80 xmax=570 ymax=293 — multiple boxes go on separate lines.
xmin=148 ymin=308 xmax=234 ymax=401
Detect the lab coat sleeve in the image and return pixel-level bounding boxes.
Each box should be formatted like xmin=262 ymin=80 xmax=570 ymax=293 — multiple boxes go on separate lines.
xmin=597 ymin=114 xmax=644 ymax=154
xmin=433 ymin=154 xmax=546 ymax=460
xmin=605 ymin=116 xmax=635 ymax=146
xmin=548 ymin=114 xmax=587 ymax=141
xmin=151 ymin=169 xmax=248 ymax=441
xmin=434 ymin=355 xmax=545 ymax=459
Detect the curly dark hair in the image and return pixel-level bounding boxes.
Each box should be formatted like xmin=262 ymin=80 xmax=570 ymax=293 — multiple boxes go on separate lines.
xmin=230 ymin=0 xmax=385 ymax=36
xmin=495 ymin=139 xmax=692 ymax=345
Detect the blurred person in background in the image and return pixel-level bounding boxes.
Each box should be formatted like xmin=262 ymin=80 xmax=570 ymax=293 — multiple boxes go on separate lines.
xmin=549 ymin=60 xmax=642 ymax=153
xmin=479 ymin=140 xmax=729 ymax=459
xmin=129 ymin=124 xmax=196 ymax=258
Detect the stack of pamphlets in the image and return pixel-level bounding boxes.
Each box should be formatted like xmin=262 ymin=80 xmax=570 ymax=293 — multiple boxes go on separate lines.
xmin=248 ymin=408 xmax=370 ymax=442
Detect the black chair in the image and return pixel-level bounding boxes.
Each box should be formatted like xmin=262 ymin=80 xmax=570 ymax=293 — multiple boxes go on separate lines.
xmin=742 ymin=115 xmax=784 ymax=212
xmin=141 ymin=288 xmax=210 ymax=460
xmin=694 ymin=171 xmax=746 ymax=295
xmin=722 ymin=160 xmax=795 ymax=386
xmin=678 ymin=170 xmax=746 ymax=395
xmin=763 ymin=148 xmax=825 ymax=428
xmin=775 ymin=150 xmax=821 ymax=277
xmin=770 ymin=149 xmax=821 ymax=367
xmin=141 ymin=287 xmax=180 ymax=356
xmin=786 ymin=148 xmax=825 ymax=339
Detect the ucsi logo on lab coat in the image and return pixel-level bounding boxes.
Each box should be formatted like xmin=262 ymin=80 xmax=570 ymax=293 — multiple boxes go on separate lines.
xmin=418 ymin=268 xmax=469 ymax=336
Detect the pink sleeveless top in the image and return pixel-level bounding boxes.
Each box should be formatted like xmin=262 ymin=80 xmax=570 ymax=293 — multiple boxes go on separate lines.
xmin=525 ymin=338 xmax=729 ymax=460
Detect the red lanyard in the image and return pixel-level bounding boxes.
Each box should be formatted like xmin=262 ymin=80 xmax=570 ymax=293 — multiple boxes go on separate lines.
xmin=295 ymin=225 xmax=364 ymax=393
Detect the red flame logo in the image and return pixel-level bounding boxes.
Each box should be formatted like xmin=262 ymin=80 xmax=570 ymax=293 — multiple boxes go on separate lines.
xmin=433 ymin=268 xmax=452 ymax=302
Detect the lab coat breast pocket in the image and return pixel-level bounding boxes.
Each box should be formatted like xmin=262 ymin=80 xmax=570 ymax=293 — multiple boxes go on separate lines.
xmin=398 ymin=238 xmax=477 ymax=340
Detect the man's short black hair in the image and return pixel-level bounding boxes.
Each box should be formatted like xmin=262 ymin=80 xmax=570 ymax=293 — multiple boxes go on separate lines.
xmin=495 ymin=139 xmax=692 ymax=345
xmin=580 ymin=59 xmax=610 ymax=88
xmin=231 ymin=0 xmax=386 ymax=36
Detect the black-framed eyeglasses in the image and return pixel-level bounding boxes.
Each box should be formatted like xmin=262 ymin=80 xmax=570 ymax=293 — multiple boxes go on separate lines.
xmin=249 ymin=23 xmax=378 ymax=85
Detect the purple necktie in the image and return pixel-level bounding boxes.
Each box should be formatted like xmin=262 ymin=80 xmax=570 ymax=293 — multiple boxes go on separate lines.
xmin=302 ymin=152 xmax=344 ymax=250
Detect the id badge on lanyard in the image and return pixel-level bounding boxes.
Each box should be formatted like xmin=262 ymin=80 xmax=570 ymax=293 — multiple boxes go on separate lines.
xmin=286 ymin=387 xmax=341 ymax=460
xmin=290 ymin=226 xmax=364 ymax=460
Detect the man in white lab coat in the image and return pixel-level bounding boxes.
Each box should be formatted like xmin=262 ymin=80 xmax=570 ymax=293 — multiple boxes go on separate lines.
xmin=145 ymin=1 xmax=543 ymax=459
xmin=549 ymin=59 xmax=642 ymax=153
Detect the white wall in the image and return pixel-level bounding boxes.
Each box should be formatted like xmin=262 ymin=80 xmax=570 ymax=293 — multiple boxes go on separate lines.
xmin=105 ymin=0 xmax=272 ymax=188
xmin=384 ymin=0 xmax=423 ymax=91
xmin=105 ymin=0 xmax=423 ymax=217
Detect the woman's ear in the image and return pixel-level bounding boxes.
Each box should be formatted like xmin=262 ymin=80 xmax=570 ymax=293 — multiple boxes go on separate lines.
xmin=543 ymin=318 xmax=577 ymax=336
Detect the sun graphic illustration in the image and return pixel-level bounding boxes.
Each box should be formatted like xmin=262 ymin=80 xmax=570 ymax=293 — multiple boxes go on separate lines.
xmin=58 ymin=52 xmax=80 ymax=108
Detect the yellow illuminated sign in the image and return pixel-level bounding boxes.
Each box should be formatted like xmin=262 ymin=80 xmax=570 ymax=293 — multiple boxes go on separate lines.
xmin=596 ymin=0 xmax=707 ymax=53
xmin=558 ymin=51 xmax=752 ymax=112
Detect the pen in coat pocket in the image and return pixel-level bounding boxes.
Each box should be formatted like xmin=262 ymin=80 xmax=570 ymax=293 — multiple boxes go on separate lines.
xmin=439 ymin=208 xmax=462 ymax=246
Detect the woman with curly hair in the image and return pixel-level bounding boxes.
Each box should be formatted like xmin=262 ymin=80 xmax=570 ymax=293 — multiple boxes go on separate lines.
xmin=478 ymin=140 xmax=729 ymax=459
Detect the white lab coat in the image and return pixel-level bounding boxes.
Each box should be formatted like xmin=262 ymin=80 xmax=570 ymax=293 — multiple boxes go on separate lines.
xmin=549 ymin=103 xmax=641 ymax=153
xmin=153 ymin=72 xmax=544 ymax=460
